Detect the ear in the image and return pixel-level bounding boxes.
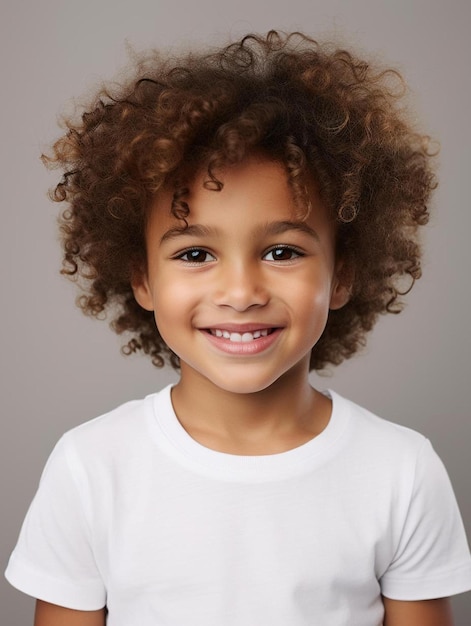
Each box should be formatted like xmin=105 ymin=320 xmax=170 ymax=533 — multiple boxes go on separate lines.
xmin=329 ymin=260 xmax=352 ymax=311
xmin=131 ymin=268 xmax=155 ymax=312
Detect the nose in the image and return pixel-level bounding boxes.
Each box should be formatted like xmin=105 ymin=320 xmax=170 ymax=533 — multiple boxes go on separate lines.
xmin=212 ymin=262 xmax=269 ymax=311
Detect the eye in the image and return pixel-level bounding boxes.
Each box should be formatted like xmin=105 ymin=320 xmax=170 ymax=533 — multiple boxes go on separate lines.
xmin=176 ymin=248 xmax=216 ymax=264
xmin=263 ymin=246 xmax=304 ymax=262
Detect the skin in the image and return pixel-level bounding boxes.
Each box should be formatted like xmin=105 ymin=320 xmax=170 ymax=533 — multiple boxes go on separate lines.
xmin=382 ymin=597 xmax=454 ymax=625
xmin=133 ymin=156 xmax=349 ymax=454
xmin=34 ymin=157 xmax=454 ymax=624
xmin=34 ymin=600 xmax=106 ymax=625
xmin=34 ymin=597 xmax=454 ymax=625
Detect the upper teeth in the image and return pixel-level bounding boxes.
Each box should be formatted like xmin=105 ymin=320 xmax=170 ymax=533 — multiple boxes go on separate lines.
xmin=211 ymin=329 xmax=269 ymax=342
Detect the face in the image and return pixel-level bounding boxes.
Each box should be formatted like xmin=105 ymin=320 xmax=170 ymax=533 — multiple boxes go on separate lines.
xmin=133 ymin=156 xmax=349 ymax=395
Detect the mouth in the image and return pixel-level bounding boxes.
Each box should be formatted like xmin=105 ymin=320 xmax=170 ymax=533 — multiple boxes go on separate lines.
xmin=200 ymin=325 xmax=282 ymax=355
xmin=206 ymin=328 xmax=276 ymax=343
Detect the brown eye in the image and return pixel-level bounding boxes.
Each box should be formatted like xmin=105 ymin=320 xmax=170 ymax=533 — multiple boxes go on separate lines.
xmin=264 ymin=246 xmax=302 ymax=261
xmin=178 ymin=248 xmax=216 ymax=263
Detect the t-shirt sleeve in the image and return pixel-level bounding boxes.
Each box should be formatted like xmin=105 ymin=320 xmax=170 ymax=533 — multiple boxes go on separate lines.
xmin=380 ymin=438 xmax=471 ymax=600
xmin=4 ymin=436 xmax=106 ymax=610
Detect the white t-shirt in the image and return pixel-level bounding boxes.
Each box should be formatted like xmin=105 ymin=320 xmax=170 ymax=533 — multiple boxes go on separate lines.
xmin=5 ymin=386 xmax=471 ymax=625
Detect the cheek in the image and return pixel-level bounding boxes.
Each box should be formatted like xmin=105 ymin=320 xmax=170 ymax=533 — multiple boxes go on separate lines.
xmin=298 ymin=272 xmax=333 ymax=307
xmin=152 ymin=277 xmax=197 ymax=324
xmin=293 ymin=275 xmax=333 ymax=329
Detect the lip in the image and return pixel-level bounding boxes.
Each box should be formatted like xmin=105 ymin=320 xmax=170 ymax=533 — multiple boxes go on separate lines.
xmin=200 ymin=323 xmax=280 ymax=333
xmin=200 ymin=327 xmax=283 ymax=355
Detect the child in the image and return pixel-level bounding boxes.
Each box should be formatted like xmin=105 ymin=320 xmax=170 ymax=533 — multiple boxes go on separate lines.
xmin=5 ymin=31 xmax=471 ymax=625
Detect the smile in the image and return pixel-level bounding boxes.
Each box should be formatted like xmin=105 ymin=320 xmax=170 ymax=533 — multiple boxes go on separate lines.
xmin=208 ymin=329 xmax=272 ymax=342
xmin=201 ymin=327 xmax=282 ymax=355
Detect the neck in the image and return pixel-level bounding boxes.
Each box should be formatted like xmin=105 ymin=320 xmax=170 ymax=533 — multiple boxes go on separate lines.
xmin=170 ymin=363 xmax=331 ymax=455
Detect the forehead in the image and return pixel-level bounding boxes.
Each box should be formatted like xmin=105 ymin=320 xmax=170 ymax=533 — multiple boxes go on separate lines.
xmin=147 ymin=156 xmax=330 ymax=236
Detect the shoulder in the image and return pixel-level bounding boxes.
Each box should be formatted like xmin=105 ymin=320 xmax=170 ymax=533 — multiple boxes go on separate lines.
xmin=52 ymin=385 xmax=173 ymax=472
xmin=327 ymin=390 xmax=449 ymax=502
xmin=331 ymin=392 xmax=471 ymax=599
xmin=330 ymin=390 xmax=428 ymax=458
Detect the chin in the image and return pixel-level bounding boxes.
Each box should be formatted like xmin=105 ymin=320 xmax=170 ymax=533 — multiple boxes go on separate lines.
xmin=204 ymin=371 xmax=289 ymax=396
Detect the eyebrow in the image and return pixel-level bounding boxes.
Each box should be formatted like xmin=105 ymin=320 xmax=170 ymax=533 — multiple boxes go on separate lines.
xmin=160 ymin=224 xmax=216 ymax=244
xmin=159 ymin=220 xmax=320 ymax=244
xmin=259 ymin=220 xmax=320 ymax=241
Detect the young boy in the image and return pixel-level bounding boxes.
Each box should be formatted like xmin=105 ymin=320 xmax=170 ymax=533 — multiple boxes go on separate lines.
xmin=5 ymin=31 xmax=471 ymax=625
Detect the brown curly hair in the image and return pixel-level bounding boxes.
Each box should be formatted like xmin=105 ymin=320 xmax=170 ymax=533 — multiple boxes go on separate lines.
xmin=44 ymin=30 xmax=437 ymax=371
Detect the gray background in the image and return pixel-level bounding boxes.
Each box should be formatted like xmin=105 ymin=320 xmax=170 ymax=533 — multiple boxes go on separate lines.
xmin=1 ymin=0 xmax=470 ymax=623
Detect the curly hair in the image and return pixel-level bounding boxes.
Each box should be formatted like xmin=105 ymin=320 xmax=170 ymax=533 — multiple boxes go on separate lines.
xmin=44 ymin=30 xmax=437 ymax=371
